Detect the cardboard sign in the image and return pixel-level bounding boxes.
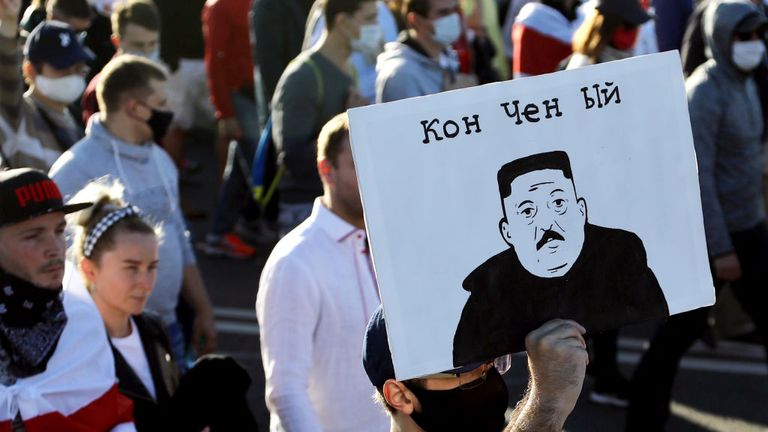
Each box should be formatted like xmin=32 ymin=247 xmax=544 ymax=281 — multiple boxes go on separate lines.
xmin=349 ymin=52 xmax=715 ymax=380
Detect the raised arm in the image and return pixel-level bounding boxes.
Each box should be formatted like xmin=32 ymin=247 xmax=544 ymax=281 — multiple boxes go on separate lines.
xmin=505 ymin=319 xmax=588 ymax=432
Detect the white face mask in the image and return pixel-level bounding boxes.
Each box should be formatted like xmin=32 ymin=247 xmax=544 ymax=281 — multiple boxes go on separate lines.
xmin=35 ymin=74 xmax=87 ymax=104
xmin=433 ymin=13 xmax=462 ymax=47
xmin=732 ymin=40 xmax=766 ymax=72
xmin=352 ymin=24 xmax=383 ymax=56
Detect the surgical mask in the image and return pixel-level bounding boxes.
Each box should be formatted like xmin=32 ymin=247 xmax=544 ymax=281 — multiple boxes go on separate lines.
xmin=352 ymin=24 xmax=383 ymax=56
xmin=433 ymin=13 xmax=462 ymax=47
xmin=732 ymin=40 xmax=766 ymax=72
xmin=35 ymin=75 xmax=86 ymax=104
xmin=404 ymin=367 xmax=509 ymax=432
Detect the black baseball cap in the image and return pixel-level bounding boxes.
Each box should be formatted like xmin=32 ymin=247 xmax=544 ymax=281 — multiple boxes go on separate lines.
xmin=596 ymin=0 xmax=652 ymax=26
xmin=362 ymin=305 xmax=484 ymax=388
xmin=0 ymin=169 xmax=92 ymax=228
xmin=24 ymin=21 xmax=94 ymax=69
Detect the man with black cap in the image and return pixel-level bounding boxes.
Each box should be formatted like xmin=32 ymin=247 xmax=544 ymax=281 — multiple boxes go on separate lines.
xmin=0 ymin=168 xmax=135 ymax=430
xmin=0 ymin=0 xmax=93 ymax=171
xmin=363 ymin=305 xmax=588 ymax=432
xmin=627 ymin=1 xmax=768 ymax=430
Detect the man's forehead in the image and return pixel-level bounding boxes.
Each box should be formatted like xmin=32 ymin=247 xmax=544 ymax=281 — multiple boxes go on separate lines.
xmin=4 ymin=212 xmax=66 ymax=233
xmin=509 ymin=169 xmax=571 ymax=194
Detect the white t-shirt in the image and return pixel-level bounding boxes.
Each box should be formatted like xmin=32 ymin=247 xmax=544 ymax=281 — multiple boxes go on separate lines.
xmin=110 ymin=318 xmax=156 ymax=400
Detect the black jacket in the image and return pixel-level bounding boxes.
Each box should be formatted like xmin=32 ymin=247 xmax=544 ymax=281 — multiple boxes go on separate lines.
xmin=453 ymin=224 xmax=669 ymax=365
xmin=111 ymin=313 xmax=179 ymax=431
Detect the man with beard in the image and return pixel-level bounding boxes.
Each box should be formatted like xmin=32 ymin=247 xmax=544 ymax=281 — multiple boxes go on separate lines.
xmin=0 ymin=168 xmax=134 ymax=430
xmin=453 ymin=151 xmax=668 ymax=365
xmin=257 ymin=113 xmax=389 ymax=431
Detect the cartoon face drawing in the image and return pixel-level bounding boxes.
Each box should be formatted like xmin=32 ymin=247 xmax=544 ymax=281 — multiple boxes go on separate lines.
xmin=498 ymin=161 xmax=587 ymax=278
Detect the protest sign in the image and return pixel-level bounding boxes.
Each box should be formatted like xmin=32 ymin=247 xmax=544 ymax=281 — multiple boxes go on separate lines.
xmin=348 ymin=52 xmax=715 ymax=380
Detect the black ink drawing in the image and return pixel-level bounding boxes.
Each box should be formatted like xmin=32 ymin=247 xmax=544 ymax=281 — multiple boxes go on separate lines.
xmin=452 ymin=151 xmax=669 ymax=366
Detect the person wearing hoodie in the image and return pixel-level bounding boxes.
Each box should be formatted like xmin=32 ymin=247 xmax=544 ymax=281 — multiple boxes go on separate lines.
xmin=626 ymin=1 xmax=768 ymax=430
xmin=48 ymin=55 xmax=217 ymax=371
xmin=375 ymin=0 xmax=477 ymax=103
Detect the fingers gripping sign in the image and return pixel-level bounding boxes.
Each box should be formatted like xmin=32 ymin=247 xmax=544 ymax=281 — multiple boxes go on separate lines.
xmin=525 ymin=319 xmax=588 ymax=414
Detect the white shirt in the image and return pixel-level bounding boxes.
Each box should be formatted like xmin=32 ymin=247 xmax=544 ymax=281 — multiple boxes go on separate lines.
xmin=256 ymin=199 xmax=388 ymax=432
xmin=110 ymin=318 xmax=157 ymax=400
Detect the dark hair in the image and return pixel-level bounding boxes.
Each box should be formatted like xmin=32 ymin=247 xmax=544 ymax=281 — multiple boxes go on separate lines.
xmin=403 ymin=0 xmax=431 ymax=18
xmin=317 ymin=112 xmax=350 ymax=167
xmin=47 ymin=0 xmax=92 ymax=20
xmin=112 ymin=0 xmax=160 ymax=37
xmin=324 ymin=0 xmax=373 ymax=30
xmin=97 ymin=55 xmax=167 ymax=113
xmin=69 ymin=182 xmax=159 ymax=265
xmin=497 ymin=151 xmax=573 ymax=199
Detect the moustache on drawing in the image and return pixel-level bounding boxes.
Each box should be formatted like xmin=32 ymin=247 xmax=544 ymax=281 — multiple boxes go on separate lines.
xmin=536 ymin=229 xmax=565 ymax=251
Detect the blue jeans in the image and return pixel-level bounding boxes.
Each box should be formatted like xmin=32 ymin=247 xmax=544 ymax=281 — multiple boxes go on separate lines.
xmin=211 ymin=91 xmax=261 ymax=235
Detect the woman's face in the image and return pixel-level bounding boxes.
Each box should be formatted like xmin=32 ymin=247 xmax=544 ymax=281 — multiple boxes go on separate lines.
xmin=87 ymin=231 xmax=159 ymax=317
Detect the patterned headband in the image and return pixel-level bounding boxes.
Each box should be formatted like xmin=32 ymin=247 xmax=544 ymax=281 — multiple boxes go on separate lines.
xmin=83 ymin=206 xmax=140 ymax=258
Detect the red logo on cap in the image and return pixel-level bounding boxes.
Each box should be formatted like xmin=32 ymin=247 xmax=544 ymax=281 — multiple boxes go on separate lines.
xmin=15 ymin=180 xmax=62 ymax=208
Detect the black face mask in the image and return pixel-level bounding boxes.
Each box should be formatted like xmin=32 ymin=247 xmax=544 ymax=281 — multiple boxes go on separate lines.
xmin=404 ymin=367 xmax=509 ymax=432
xmin=0 ymin=267 xmax=67 ymax=384
xmin=147 ymin=109 xmax=174 ymax=144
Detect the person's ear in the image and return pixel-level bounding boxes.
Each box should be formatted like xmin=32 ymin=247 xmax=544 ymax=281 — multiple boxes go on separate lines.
xmin=317 ymin=158 xmax=334 ymax=185
xmin=111 ymin=34 xmax=121 ymax=51
xmin=22 ymin=61 xmax=36 ymax=85
xmin=407 ymin=11 xmax=428 ymax=32
xmin=79 ymin=258 xmax=98 ymax=288
xmin=577 ymin=197 xmax=587 ymax=221
xmin=383 ymin=379 xmax=416 ymax=415
xmin=499 ymin=217 xmax=513 ymax=246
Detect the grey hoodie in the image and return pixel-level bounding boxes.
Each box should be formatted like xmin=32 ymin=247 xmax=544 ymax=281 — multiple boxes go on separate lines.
xmin=49 ymin=115 xmax=196 ymax=325
xmin=687 ymin=0 xmax=766 ymax=257
xmin=375 ymin=40 xmax=447 ymax=103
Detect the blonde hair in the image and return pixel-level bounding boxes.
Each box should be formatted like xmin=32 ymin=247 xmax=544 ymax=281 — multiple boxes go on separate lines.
xmin=67 ymin=179 xmax=162 ymax=264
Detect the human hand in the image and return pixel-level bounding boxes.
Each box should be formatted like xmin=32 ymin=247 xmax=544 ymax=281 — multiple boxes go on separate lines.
xmin=525 ymin=319 xmax=588 ymax=417
xmin=192 ymin=310 xmax=218 ymax=356
xmin=217 ymin=117 xmax=243 ymax=140
xmin=346 ymin=87 xmax=369 ymax=108
xmin=714 ymin=253 xmax=741 ymax=281
xmin=0 ymin=0 xmax=21 ymax=37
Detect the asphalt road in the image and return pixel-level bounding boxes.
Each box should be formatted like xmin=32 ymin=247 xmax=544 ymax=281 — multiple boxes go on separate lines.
xmin=181 ymin=130 xmax=768 ymax=432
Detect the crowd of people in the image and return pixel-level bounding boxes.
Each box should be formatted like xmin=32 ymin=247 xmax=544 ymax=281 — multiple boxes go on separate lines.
xmin=0 ymin=0 xmax=766 ymax=430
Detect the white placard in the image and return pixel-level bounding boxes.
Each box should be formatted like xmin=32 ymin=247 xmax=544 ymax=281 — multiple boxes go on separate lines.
xmin=349 ymin=52 xmax=715 ymax=380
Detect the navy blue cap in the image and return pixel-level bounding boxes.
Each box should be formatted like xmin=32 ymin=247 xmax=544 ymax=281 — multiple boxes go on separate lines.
xmin=24 ymin=21 xmax=94 ymax=69
xmin=363 ymin=305 xmax=484 ymax=388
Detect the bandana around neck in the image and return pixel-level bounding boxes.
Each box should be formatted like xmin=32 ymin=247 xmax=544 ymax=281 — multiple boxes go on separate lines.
xmin=0 ymin=268 xmax=67 ymax=385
